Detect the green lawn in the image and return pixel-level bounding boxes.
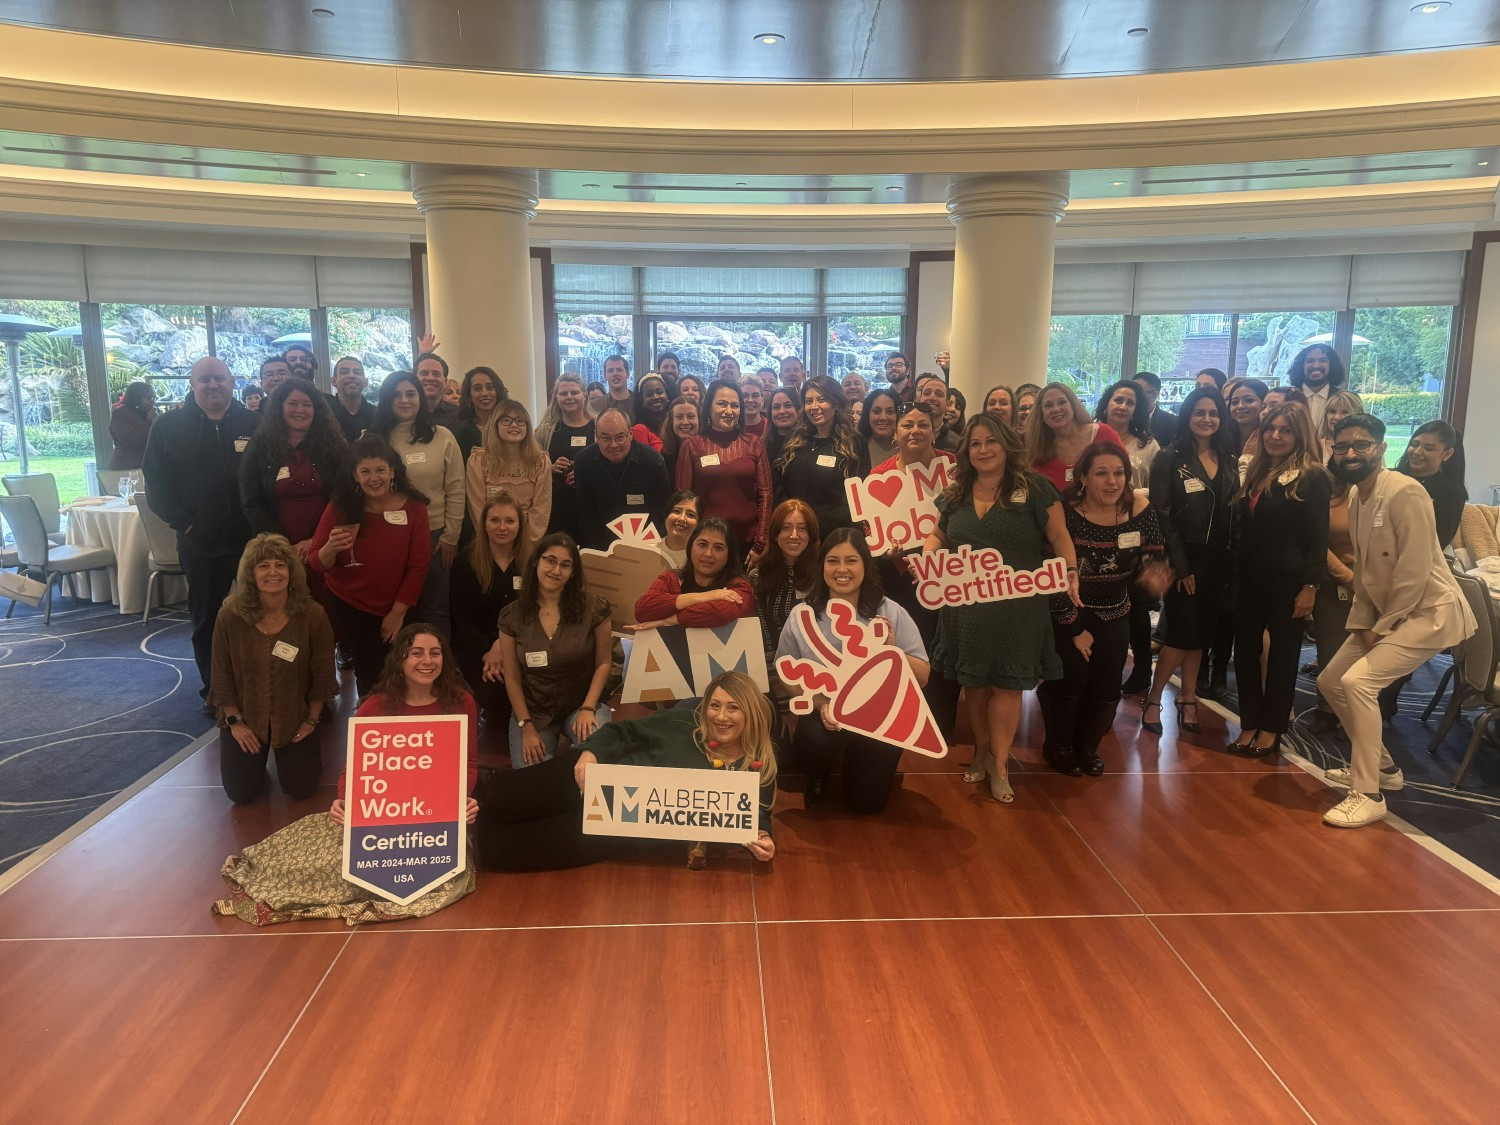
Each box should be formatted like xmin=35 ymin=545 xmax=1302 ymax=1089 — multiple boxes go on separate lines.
xmin=0 ymin=454 xmax=93 ymax=506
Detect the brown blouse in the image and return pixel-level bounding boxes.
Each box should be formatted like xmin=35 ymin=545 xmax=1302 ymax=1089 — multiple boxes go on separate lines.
xmin=209 ymin=602 xmax=338 ymax=746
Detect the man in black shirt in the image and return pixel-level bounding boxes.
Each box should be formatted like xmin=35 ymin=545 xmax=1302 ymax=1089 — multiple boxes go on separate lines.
xmin=1135 ymin=371 xmax=1178 ymax=446
xmin=574 ymin=408 xmax=670 ymax=550
xmin=416 ymin=351 xmax=459 ymax=428
xmin=324 ymin=355 xmax=375 ymax=442
xmin=916 ymin=373 xmax=960 ymax=454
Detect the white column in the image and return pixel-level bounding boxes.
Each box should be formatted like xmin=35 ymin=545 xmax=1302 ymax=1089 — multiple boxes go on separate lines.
xmin=411 ymin=166 xmax=541 ymax=412
xmin=946 ymin=172 xmax=1070 ymax=409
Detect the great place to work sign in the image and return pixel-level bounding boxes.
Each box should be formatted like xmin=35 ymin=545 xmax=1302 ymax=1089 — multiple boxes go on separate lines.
xmin=581 ymin=762 xmax=760 ymax=845
xmin=342 ymin=714 xmax=468 ymax=904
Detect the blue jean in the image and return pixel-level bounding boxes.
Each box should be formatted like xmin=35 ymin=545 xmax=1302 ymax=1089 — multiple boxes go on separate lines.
xmin=509 ymin=703 xmax=613 ymax=769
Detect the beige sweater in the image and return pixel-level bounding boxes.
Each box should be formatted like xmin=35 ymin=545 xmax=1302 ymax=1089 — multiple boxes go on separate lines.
xmin=386 ymin=421 xmax=465 ymax=546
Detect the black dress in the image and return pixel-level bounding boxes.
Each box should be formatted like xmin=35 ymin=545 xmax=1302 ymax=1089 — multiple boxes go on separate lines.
xmin=546 ymin=419 xmax=595 ymax=538
xmin=448 ymin=551 xmax=522 ymax=721
xmin=1148 ymin=445 xmax=1235 ymax=650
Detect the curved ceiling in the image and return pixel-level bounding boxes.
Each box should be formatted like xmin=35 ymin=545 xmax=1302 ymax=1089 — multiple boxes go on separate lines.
xmin=1 ymin=0 xmax=1498 ymax=81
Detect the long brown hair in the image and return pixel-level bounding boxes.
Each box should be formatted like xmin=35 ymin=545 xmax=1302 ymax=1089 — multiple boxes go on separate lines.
xmin=223 ymin=534 xmax=312 ymax=621
xmin=776 ymin=375 xmax=860 ymax=473
xmin=467 ymin=492 xmax=530 ymax=594
xmin=755 ymin=499 xmax=820 ymax=598
xmin=942 ymin=412 xmax=1033 ymax=511
xmin=371 ymin=623 xmax=471 ymax=709
xmin=1237 ymin=401 xmax=1326 ymax=502
xmin=1025 ymin=382 xmax=1092 ymax=466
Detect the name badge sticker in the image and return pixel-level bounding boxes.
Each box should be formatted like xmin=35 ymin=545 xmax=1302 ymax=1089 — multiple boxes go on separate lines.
xmin=570 ymin=435 xmax=589 ymax=447
xmin=1118 ymin=531 xmax=1142 ymax=549
xmin=1372 ymin=509 xmax=1385 ymax=528
xmin=271 ymin=640 xmax=300 ymax=662
xmin=1064 ymin=468 xmax=1074 ymax=482
xmin=1183 ymin=478 xmax=1206 ymax=494
xmin=383 ymin=509 xmax=409 ymax=525
xmin=700 ymin=454 xmax=721 ymax=468
xmin=405 ymin=451 xmax=427 ymax=464
xmin=626 ymin=493 xmax=645 ymax=505
xmin=513 ymin=575 xmax=524 ymax=590
xmin=1278 ymin=469 xmax=1300 ymax=486
xmin=275 ymin=465 xmax=291 ymax=481
xmin=525 ymin=651 xmax=549 ymax=668
xmin=1010 ymin=489 xmax=1027 ymax=503
xmin=234 ymin=438 xmax=249 ymax=453
xmin=816 ymin=453 xmax=838 ymax=468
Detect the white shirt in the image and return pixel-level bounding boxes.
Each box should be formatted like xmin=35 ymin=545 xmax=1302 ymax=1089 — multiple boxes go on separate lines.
xmin=1303 ymin=384 xmax=1331 ymax=435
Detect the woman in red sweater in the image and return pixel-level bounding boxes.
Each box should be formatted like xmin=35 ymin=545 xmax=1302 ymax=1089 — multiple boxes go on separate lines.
xmin=1027 ymin=382 xmax=1124 ymax=491
xmin=675 ymin=379 xmax=772 ymax=557
xmin=634 ymin=517 xmax=756 ymax=629
xmin=310 ymin=432 xmax=432 ymax=697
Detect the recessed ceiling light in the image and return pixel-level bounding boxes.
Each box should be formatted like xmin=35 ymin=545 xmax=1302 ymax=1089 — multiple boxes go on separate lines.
xmin=1109 ymin=180 xmax=1128 ymax=186
xmin=352 ymin=171 xmax=369 ymax=177
xmin=1412 ymin=2 xmax=1450 ymax=12
xmin=311 ymin=7 xmax=335 ymax=17
xmin=886 ymin=185 xmax=904 ymax=192
xmin=1127 ymin=27 xmax=1149 ymax=37
xmin=581 ymin=182 xmax=600 ymax=188
xmin=1480 ymin=161 xmax=1491 ymax=167
xmin=755 ymin=33 xmax=785 ymax=45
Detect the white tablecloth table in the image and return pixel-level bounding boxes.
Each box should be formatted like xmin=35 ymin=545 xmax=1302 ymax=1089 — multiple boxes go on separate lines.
xmin=63 ymin=499 xmax=187 ymax=615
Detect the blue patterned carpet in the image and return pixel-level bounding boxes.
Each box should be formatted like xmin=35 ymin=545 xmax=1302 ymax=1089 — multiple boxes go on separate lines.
xmin=0 ymin=597 xmax=210 ymax=874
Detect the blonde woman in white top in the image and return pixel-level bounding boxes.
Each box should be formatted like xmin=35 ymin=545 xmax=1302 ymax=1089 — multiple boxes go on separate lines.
xmin=371 ymin=371 xmax=466 ymax=638
xmin=466 ymin=398 xmax=552 ymax=542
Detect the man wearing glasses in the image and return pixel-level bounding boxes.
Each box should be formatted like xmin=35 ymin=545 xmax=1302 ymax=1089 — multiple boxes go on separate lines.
xmin=573 ymin=407 xmax=670 ymax=550
xmin=883 ymin=352 xmax=914 ymax=403
xmin=1317 ymin=413 xmax=1475 ymax=829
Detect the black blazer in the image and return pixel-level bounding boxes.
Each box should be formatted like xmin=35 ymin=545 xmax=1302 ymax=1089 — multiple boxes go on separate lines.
xmin=238 ymin=435 xmax=347 ymax=537
xmin=1233 ymin=465 xmax=1331 ymax=587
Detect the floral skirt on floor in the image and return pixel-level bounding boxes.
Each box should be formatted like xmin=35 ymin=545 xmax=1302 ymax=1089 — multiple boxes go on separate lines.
xmin=212 ymin=812 xmax=475 ymax=927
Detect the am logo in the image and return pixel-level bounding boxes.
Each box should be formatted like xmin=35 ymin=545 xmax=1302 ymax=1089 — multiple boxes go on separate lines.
xmin=587 ymin=783 xmax=641 ymax=825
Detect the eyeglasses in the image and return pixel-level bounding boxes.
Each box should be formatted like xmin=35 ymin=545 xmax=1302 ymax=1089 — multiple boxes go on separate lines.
xmin=1331 ymin=440 xmax=1377 ymax=456
xmin=497 ymin=417 xmax=527 ymax=428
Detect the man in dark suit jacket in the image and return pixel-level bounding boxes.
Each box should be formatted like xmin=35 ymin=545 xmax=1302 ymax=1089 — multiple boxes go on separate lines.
xmin=1134 ymin=371 xmax=1178 ymax=446
xmin=574 ymin=407 xmax=671 ymax=550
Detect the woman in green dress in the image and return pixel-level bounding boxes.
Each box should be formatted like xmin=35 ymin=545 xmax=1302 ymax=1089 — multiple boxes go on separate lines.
xmin=920 ymin=413 xmax=1078 ymax=802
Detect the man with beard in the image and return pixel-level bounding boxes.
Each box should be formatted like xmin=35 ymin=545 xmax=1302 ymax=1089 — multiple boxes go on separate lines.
xmin=281 ymin=345 xmax=317 ymax=388
xmin=1316 ymin=413 xmax=1475 ymax=828
xmin=1288 ymin=343 xmax=1346 ymax=435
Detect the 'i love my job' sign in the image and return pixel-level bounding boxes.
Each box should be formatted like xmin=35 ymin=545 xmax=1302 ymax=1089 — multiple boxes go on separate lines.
xmin=341 ymin=714 xmax=468 ymax=904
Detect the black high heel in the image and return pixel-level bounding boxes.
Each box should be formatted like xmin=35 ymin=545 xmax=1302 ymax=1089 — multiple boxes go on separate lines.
xmin=1242 ymin=733 xmax=1282 ymax=759
xmin=1228 ymin=729 xmax=1258 ymax=754
xmin=1176 ymin=699 xmax=1202 ymax=733
xmin=1140 ymin=700 xmax=1163 ymax=734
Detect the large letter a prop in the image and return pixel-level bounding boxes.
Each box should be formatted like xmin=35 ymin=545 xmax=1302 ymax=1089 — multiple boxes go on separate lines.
xmin=775 ymin=602 xmax=947 ymax=759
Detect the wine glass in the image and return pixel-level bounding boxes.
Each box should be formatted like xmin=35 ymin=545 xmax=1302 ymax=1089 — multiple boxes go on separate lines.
xmin=339 ymin=522 xmax=364 ymax=568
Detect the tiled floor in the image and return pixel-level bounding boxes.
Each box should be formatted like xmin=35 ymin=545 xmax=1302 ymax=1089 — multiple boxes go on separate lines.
xmin=3 ymin=686 xmax=1499 ymax=1123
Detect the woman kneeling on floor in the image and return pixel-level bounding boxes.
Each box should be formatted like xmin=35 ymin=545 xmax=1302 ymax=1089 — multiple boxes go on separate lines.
xmin=474 ymin=670 xmax=777 ymax=870
xmin=213 ymin=625 xmax=479 ymax=926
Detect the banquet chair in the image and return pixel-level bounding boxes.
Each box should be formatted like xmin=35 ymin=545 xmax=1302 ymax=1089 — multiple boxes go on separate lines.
xmin=136 ymin=498 xmax=185 ymax=624
xmin=3 ymin=472 xmax=66 ymax=546
xmin=1425 ymin=572 xmax=1500 ymax=788
xmin=0 ymin=494 xmax=115 ymax=625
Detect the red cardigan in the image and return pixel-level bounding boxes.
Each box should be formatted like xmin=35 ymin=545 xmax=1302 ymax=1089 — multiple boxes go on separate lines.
xmin=635 ymin=571 xmax=756 ymax=628
xmin=337 ymin=692 xmax=479 ymax=795
xmin=309 ymin=498 xmax=430 ymax=616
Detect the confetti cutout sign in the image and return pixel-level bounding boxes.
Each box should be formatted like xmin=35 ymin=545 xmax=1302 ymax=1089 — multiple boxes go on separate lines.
xmin=775 ymin=601 xmax=947 ymax=758
xmin=580 ymin=515 xmax=666 ymax=631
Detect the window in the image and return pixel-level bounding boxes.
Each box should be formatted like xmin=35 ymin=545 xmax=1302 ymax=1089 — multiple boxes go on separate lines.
xmin=211 ymin=306 xmax=312 ymax=383
xmin=649 ymin=320 xmax=806 ymax=381
xmin=1232 ymin=311 xmax=1336 ymax=384
xmin=326 ymin=306 xmax=414 ymax=395
xmin=829 ymin=316 xmax=903 ymax=388
xmin=558 ymin=313 xmax=635 ymax=385
xmin=1350 ymin=305 xmax=1454 ymax=457
xmin=99 ymin=303 xmax=209 ymax=407
xmin=1138 ymin=314 xmax=1232 ymax=393
xmin=1 ymin=298 xmax=92 ymax=504
xmin=1047 ymin=315 xmax=1124 ymax=406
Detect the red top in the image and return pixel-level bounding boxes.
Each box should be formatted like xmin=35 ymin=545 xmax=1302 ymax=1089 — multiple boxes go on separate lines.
xmin=872 ymin=450 xmax=957 ymax=476
xmin=274 ymin=449 xmax=326 ymax=544
xmin=630 ymin=423 xmax=664 ymax=452
xmin=635 ymin=571 xmax=756 ymax=627
xmin=337 ymin=692 xmax=479 ymax=794
xmin=308 ymin=498 xmax=431 ymax=616
xmin=742 ymin=417 xmax=767 ymax=439
xmin=1032 ymin=422 xmax=1125 ymax=491
xmin=675 ymin=430 xmax=773 ymax=553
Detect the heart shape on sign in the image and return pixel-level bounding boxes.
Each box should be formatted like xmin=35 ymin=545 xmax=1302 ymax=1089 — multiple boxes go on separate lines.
xmin=865 ymin=472 xmax=906 ymax=510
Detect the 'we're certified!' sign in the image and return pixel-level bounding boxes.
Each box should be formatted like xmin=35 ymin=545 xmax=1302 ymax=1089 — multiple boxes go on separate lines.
xmin=342 ymin=714 xmax=468 ymax=904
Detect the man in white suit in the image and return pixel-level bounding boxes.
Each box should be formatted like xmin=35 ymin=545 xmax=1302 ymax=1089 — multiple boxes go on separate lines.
xmin=1317 ymin=413 xmax=1476 ymax=827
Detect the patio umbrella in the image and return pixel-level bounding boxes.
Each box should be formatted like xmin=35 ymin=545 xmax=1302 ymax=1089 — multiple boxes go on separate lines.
xmin=1299 ymin=332 xmax=1371 ymax=347
xmin=272 ymin=331 xmax=313 ymax=346
xmin=49 ymin=325 xmax=126 ymax=346
xmin=0 ymin=312 xmax=56 ymax=475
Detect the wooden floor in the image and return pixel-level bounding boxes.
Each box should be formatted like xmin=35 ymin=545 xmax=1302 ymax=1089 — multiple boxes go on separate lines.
xmin=4 ymin=684 xmax=1499 ymax=1124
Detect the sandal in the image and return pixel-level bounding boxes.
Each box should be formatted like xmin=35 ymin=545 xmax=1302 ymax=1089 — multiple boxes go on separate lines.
xmin=963 ymin=745 xmax=992 ymax=784
xmin=988 ymin=759 xmax=1015 ymax=804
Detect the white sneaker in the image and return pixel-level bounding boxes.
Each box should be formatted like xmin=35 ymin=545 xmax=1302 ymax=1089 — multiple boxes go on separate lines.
xmin=1323 ymin=790 xmax=1388 ymax=829
xmin=1324 ymin=766 xmax=1403 ymax=791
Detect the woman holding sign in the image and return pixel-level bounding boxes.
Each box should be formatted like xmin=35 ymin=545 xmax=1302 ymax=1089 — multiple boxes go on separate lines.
xmin=213 ymin=625 xmax=478 ymax=925
xmin=774 ymin=375 xmax=861 ymax=536
xmin=1039 ymin=443 xmax=1171 ymax=778
xmin=451 ymin=492 xmax=529 ymax=729
xmin=310 ymin=433 xmax=432 ymax=699
xmin=922 ymin=413 xmax=1079 ymax=802
xmin=776 ymin=528 xmax=931 ymax=813
xmin=497 ymin=533 xmax=614 ymax=769
xmin=635 ymin=517 xmax=756 ymax=628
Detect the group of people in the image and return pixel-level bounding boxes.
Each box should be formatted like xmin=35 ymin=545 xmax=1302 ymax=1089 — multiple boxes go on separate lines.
xmin=125 ymin=334 xmax=1471 ymax=924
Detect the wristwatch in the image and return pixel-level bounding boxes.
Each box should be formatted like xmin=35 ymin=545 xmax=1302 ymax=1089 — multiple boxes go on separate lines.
xmin=516 ymin=718 xmax=532 ymax=729
xmin=226 ymin=714 xmax=241 ymax=726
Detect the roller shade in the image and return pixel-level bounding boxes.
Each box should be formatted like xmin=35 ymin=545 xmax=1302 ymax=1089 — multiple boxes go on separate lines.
xmin=1348 ymin=251 xmax=1464 ymax=307
xmin=823 ymin=266 xmax=907 ymax=316
xmin=554 ymin=263 xmax=636 ymax=314
xmin=642 ymin=266 xmax=818 ymax=316
xmin=0 ymin=242 xmax=87 ymax=300
xmin=83 ymin=246 xmax=317 ymax=306
xmin=315 ymin=255 xmax=412 ymax=308
xmin=1133 ymin=256 xmax=1353 ymax=314
xmin=1052 ymin=263 xmax=1135 ymax=315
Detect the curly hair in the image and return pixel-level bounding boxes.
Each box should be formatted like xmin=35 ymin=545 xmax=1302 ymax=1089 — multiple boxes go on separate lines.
xmin=1092 ymin=380 xmax=1152 ymax=444
xmin=370 ymin=623 xmax=471 ymax=710
xmin=776 ymin=375 xmax=860 ymax=473
xmin=222 ymin=534 xmax=312 ymax=622
xmin=332 ymin=432 xmax=430 ymax=522
xmin=1289 ymin=343 xmax=1346 ymax=392
xmin=942 ymin=412 xmax=1033 ymax=512
xmin=256 ymin=377 xmax=349 ymax=474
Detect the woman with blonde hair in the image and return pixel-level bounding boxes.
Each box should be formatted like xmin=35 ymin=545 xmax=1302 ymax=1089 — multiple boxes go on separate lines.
xmin=1230 ymin=402 xmax=1330 ymax=756
xmin=466 ymin=397 xmax=552 ymax=542
xmin=1317 ymin=389 xmax=1365 ymax=461
xmin=1028 ymin=381 xmax=1124 ymax=490
xmin=534 ymin=372 xmax=593 ymax=539
xmin=210 ymin=533 xmax=336 ymax=805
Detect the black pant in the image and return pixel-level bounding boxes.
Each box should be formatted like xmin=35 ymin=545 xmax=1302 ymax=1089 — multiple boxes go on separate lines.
xmin=1127 ymin=589 xmax=1155 ymax=679
xmin=1234 ymin=572 xmax=1306 ymax=734
xmin=1312 ymin=582 xmax=1354 ymax=716
xmin=218 ymin=727 xmax=322 ymax=804
xmin=474 ymin=749 xmax=616 ymax=871
xmin=325 ymin=592 xmax=389 ymax=698
xmin=793 ymin=713 xmax=902 ymax=814
xmin=1037 ymin=611 xmax=1130 ymax=757
xmin=180 ymin=543 xmax=240 ymax=692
